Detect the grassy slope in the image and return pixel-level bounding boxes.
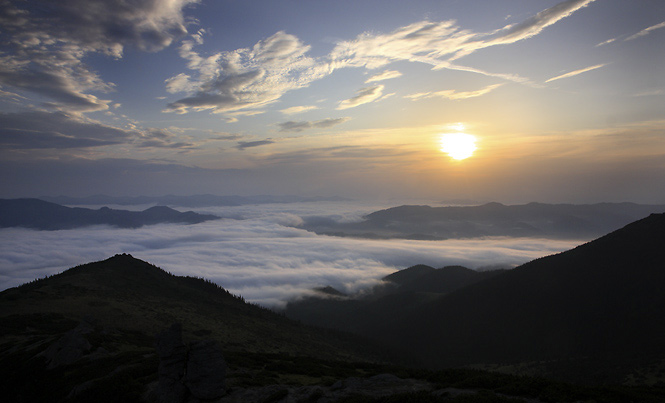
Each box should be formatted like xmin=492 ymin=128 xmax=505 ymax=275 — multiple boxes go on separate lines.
xmin=1 ymin=254 xmax=665 ymax=402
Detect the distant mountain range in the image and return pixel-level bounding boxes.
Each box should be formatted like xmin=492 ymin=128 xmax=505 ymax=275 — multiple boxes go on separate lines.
xmin=0 ymin=198 xmax=219 ymax=230
xmin=287 ymin=212 xmax=665 ymax=384
xmin=40 ymin=194 xmax=349 ymax=207
xmin=302 ymin=201 xmax=665 ymax=239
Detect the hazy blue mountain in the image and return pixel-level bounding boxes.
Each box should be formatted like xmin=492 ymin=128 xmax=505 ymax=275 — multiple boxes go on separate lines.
xmin=0 ymin=198 xmax=219 ymax=230
xmin=302 ymin=202 xmax=665 ymax=239
xmin=41 ymin=194 xmax=350 ymax=207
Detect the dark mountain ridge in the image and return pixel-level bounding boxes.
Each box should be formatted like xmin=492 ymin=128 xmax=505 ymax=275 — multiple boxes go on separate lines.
xmin=285 ymin=265 xmax=505 ymax=337
xmin=380 ymin=213 xmax=665 ymax=383
xmin=288 ymin=212 xmax=665 ymax=384
xmin=0 ymin=198 xmax=219 ymax=230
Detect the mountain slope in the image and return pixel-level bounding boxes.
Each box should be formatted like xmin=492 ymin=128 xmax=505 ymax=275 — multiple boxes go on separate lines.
xmin=0 ymin=254 xmax=380 ymax=360
xmin=0 ymin=198 xmax=219 ymax=229
xmin=377 ymin=213 xmax=665 ymax=383
xmin=0 ymin=254 xmax=394 ymax=401
xmin=284 ymin=265 xmax=504 ymax=336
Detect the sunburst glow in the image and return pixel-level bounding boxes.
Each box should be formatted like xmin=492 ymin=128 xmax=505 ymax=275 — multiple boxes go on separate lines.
xmin=440 ymin=132 xmax=477 ymax=160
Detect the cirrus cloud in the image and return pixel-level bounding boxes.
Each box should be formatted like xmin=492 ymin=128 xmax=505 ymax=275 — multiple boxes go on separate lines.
xmin=337 ymin=85 xmax=385 ymax=110
xmin=278 ymin=117 xmax=351 ymax=132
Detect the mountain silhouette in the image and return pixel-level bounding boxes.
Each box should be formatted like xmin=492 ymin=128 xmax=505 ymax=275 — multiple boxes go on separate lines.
xmin=0 ymin=198 xmax=219 ymax=229
xmin=378 ymin=213 xmax=665 ymax=382
xmin=287 ymin=212 xmax=665 ymax=383
xmin=3 ymin=252 xmax=665 ymax=400
xmin=285 ymin=265 xmax=504 ymax=337
xmin=0 ymin=254 xmax=390 ymax=401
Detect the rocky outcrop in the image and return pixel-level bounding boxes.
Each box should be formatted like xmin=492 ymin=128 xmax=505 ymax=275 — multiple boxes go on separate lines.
xmin=185 ymin=339 xmax=227 ymax=399
xmin=39 ymin=316 xmax=96 ymax=369
xmin=155 ymin=323 xmax=227 ymax=403
xmin=219 ymin=373 xmax=435 ymax=402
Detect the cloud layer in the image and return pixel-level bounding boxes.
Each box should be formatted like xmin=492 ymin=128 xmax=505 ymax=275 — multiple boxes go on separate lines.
xmin=0 ymin=201 xmax=582 ymax=307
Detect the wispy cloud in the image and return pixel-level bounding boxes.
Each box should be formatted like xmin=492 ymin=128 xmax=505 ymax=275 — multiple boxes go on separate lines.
xmin=330 ymin=0 xmax=597 ymax=70
xmin=0 ymin=110 xmax=194 ymax=150
xmin=166 ymin=0 xmax=597 ymax=118
xmin=633 ymin=89 xmax=664 ymax=97
xmin=405 ymin=83 xmax=503 ymax=101
xmin=365 ymin=70 xmax=402 ymax=83
xmin=280 ymin=105 xmax=319 ymax=115
xmin=595 ymin=37 xmax=618 ymax=47
xmin=545 ymin=63 xmax=607 ymax=83
xmin=337 ymin=85 xmax=385 ymax=110
xmin=278 ymin=117 xmax=350 ymax=132
xmin=237 ymin=140 xmax=275 ymax=150
xmin=626 ymin=20 xmax=665 ymax=41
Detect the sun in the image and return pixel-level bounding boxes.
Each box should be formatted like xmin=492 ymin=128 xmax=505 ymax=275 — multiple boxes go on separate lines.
xmin=439 ymin=132 xmax=477 ymax=160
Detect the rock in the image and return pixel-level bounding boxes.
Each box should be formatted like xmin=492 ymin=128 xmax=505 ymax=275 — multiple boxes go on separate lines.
xmin=185 ymin=339 xmax=227 ymax=400
xmin=155 ymin=323 xmax=227 ymax=403
xmin=40 ymin=316 xmax=95 ymax=369
xmin=155 ymin=323 xmax=188 ymax=403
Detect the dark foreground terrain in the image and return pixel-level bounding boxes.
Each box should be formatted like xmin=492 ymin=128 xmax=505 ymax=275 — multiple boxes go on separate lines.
xmin=2 ymin=211 xmax=665 ymax=401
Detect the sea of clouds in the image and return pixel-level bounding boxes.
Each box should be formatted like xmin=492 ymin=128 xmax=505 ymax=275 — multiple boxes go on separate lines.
xmin=0 ymin=200 xmax=583 ymax=308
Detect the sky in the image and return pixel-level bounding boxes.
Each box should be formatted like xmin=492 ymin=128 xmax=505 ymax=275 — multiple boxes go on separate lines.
xmin=1 ymin=0 xmax=665 ymax=203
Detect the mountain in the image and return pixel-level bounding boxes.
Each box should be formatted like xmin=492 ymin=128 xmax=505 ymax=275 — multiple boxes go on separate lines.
xmin=288 ymin=213 xmax=665 ymax=384
xmin=2 ymin=257 xmax=664 ymax=401
xmin=378 ymin=213 xmax=665 ymax=383
xmin=0 ymin=198 xmax=219 ymax=230
xmin=284 ymin=265 xmax=504 ymax=337
xmin=302 ymin=202 xmax=665 ymax=240
xmin=0 ymin=254 xmax=390 ymax=402
xmin=40 ymin=194 xmax=350 ymax=207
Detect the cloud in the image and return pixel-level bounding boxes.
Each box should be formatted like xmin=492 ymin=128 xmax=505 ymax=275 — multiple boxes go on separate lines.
xmin=0 ymin=111 xmax=134 ymax=149
xmin=365 ymin=70 xmax=402 ymax=83
xmin=470 ymin=0 xmax=597 ymax=53
xmin=337 ymin=85 xmax=385 ymax=110
xmin=545 ymin=63 xmax=606 ymax=83
xmin=633 ymin=89 xmax=664 ymax=97
xmin=278 ymin=117 xmax=350 ymax=132
xmin=237 ymin=140 xmax=275 ymax=150
xmin=595 ymin=37 xmax=618 ymax=47
xmin=0 ymin=202 xmax=582 ymax=307
xmin=164 ymin=31 xmax=330 ymax=116
xmin=329 ymin=0 xmax=597 ymax=73
xmin=405 ymin=83 xmax=503 ymax=101
xmin=280 ymin=105 xmax=319 ymax=115
xmin=164 ymin=0 xmax=597 ymax=118
xmin=0 ymin=0 xmax=198 ymax=112
xmin=625 ymin=20 xmax=665 ymax=41
xmin=135 ymin=128 xmax=196 ymax=149
xmin=0 ymin=111 xmax=198 ymax=150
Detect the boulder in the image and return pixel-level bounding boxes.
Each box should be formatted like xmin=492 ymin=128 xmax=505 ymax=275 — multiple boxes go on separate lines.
xmin=155 ymin=323 xmax=227 ymax=403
